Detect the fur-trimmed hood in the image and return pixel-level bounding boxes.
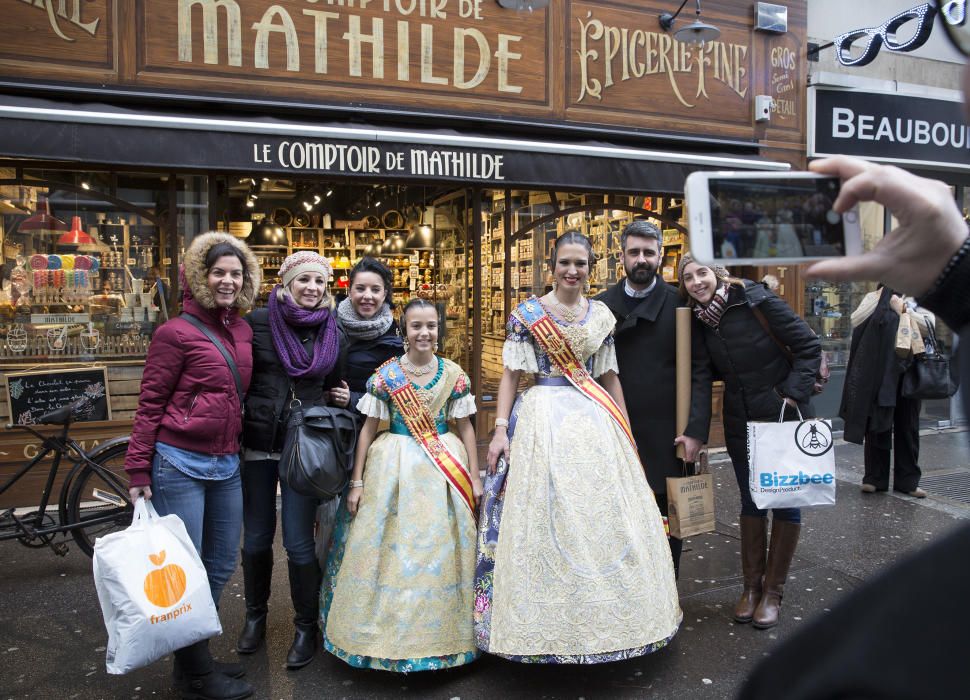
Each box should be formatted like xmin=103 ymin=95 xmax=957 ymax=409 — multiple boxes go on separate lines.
xmin=181 ymin=232 xmax=261 ymax=312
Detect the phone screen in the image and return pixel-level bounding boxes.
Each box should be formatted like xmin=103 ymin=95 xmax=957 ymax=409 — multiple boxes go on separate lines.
xmin=708 ymin=177 xmax=847 ymax=260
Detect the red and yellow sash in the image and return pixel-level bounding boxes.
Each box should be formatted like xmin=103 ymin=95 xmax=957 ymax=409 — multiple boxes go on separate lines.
xmin=377 ymin=359 xmax=476 ymax=513
xmin=514 ymin=298 xmax=637 ymax=452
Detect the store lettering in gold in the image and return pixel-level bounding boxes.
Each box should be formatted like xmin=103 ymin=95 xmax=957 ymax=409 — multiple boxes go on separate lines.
xmin=177 ymin=0 xmax=524 ymax=93
xmin=576 ymin=15 xmax=748 ymax=108
xmin=18 ymin=0 xmax=101 ymax=42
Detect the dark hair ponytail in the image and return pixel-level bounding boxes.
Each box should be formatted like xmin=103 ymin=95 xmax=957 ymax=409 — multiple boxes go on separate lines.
xmin=551 ymin=229 xmax=595 ymax=269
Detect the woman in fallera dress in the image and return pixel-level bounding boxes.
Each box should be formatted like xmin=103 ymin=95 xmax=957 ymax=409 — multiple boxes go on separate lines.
xmin=321 ymin=298 xmax=483 ymax=672
xmin=476 ymin=230 xmax=682 ymax=663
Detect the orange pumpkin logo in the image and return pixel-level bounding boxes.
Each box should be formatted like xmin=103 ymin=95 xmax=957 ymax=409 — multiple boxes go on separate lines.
xmin=143 ymin=550 xmax=187 ymax=608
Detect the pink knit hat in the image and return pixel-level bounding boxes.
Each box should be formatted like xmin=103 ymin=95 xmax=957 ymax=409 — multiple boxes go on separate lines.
xmin=279 ymin=251 xmax=332 ymax=288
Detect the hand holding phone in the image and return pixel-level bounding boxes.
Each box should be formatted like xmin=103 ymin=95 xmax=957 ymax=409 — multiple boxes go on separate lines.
xmin=685 ymin=171 xmax=863 ymax=265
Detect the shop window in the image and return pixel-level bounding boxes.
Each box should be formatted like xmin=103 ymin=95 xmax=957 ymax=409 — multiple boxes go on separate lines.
xmin=0 ymin=168 xmax=204 ymax=424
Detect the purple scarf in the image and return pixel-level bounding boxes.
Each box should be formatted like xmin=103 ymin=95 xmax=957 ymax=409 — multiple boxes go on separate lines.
xmin=268 ymin=288 xmax=339 ymax=380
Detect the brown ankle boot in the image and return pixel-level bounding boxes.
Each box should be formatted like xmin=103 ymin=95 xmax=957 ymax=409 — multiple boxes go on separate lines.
xmin=753 ymin=520 xmax=801 ymax=629
xmin=734 ymin=516 xmax=767 ymax=623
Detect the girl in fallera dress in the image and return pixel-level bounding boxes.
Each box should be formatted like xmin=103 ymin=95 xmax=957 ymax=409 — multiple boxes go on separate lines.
xmin=321 ymin=298 xmax=483 ymax=672
xmin=476 ymin=230 xmax=682 ymax=664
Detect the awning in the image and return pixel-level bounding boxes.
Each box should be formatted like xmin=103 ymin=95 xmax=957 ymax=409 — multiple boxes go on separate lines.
xmin=0 ymin=95 xmax=789 ymax=192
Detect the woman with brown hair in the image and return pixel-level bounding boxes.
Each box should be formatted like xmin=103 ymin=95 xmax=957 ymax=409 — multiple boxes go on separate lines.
xmin=675 ymin=253 xmax=820 ymax=630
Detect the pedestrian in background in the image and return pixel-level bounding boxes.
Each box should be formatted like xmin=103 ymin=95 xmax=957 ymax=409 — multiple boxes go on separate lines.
xmin=842 ymin=287 xmax=935 ymax=498
xmin=236 ymin=251 xmax=344 ymax=669
xmin=479 ymin=231 xmax=680 ymax=663
xmin=676 ymin=253 xmax=820 ymax=630
xmin=322 ymin=299 xmax=481 ymax=672
xmin=596 ymin=220 xmax=699 ymax=578
xmin=125 ymin=232 xmax=259 ymax=700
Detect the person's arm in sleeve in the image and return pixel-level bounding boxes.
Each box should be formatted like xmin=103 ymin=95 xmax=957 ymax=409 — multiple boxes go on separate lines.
xmin=758 ymin=294 xmax=821 ymax=402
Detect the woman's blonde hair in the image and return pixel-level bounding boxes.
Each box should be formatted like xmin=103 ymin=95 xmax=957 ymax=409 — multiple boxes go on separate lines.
xmin=275 ymin=281 xmax=335 ymax=311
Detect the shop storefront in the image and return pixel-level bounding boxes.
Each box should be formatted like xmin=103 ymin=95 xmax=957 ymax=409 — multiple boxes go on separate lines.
xmin=808 ymin=84 xmax=970 ymax=426
xmin=0 ymin=1 xmax=809 ymax=503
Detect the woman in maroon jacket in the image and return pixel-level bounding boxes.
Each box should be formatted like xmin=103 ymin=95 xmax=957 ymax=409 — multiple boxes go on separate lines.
xmin=126 ymin=232 xmax=260 ymax=700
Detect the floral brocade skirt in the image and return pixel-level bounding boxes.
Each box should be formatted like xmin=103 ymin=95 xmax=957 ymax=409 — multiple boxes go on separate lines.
xmin=474 ymin=384 xmax=682 ymax=663
xmin=320 ymin=431 xmax=479 ymax=672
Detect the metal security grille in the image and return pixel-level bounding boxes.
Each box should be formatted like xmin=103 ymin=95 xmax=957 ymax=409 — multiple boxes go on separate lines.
xmin=920 ymin=471 xmax=970 ymax=506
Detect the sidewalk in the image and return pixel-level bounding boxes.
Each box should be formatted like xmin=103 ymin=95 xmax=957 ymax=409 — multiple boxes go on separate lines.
xmin=1 ymin=430 xmax=967 ymax=699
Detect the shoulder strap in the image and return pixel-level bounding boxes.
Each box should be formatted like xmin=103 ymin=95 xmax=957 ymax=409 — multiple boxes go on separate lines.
xmin=750 ymin=304 xmax=795 ymax=364
xmin=181 ymin=313 xmax=244 ymax=402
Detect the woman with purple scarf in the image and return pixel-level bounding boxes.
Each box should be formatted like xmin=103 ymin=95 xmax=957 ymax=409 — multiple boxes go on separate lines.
xmin=236 ymin=251 xmax=344 ymax=669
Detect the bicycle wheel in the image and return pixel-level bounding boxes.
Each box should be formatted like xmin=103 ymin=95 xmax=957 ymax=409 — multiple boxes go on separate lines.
xmin=66 ymin=442 xmax=133 ymax=557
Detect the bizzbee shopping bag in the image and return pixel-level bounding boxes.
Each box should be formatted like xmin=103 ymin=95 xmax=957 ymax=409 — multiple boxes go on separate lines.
xmin=93 ymin=498 xmax=222 ymax=674
xmin=747 ymin=405 xmax=837 ymax=510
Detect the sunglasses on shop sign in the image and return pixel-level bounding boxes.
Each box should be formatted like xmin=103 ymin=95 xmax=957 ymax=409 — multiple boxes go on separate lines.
xmin=832 ymin=1 xmax=970 ymax=67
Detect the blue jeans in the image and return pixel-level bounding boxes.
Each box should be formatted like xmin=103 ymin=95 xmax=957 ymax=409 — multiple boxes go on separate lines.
xmin=150 ymin=452 xmax=243 ymax=607
xmin=241 ymin=459 xmax=320 ymax=565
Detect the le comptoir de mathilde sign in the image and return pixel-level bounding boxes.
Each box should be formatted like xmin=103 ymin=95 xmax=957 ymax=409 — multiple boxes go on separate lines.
xmin=252 ymin=140 xmax=506 ymax=180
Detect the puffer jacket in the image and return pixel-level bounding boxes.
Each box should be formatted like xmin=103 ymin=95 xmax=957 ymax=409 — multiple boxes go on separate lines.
xmin=241 ymin=307 xmax=344 ymax=454
xmin=686 ymin=280 xmax=821 ymax=444
xmin=125 ymin=232 xmax=261 ymax=488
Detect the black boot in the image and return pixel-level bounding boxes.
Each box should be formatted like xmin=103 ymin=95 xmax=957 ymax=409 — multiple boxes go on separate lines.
xmin=286 ymin=560 xmax=322 ymax=669
xmin=173 ymin=640 xmax=252 ymax=700
xmin=236 ymin=549 xmax=273 ymax=654
xmin=173 ymin=639 xmax=245 ymax=681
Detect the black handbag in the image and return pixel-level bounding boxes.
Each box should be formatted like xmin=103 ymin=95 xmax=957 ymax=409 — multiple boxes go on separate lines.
xmin=901 ymin=324 xmax=959 ymax=400
xmin=278 ymin=399 xmax=361 ymax=499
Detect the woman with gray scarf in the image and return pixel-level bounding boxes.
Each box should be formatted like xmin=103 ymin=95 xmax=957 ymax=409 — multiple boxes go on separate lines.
xmin=329 ymin=257 xmax=403 ymax=414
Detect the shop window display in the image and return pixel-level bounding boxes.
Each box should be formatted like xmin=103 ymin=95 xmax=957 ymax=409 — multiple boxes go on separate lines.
xmin=0 ymin=169 xmax=198 ymax=423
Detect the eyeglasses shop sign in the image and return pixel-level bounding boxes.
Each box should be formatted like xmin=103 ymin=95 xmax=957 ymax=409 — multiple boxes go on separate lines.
xmin=252 ymin=140 xmax=505 ymax=181
xmin=811 ymin=88 xmax=970 ymax=170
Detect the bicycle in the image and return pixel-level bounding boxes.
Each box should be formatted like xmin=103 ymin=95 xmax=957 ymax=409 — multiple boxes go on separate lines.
xmin=0 ymin=397 xmax=132 ymax=557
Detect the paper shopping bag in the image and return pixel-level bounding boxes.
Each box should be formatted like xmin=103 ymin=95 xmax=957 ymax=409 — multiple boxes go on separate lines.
xmin=747 ymin=408 xmax=837 ymax=510
xmin=93 ymin=498 xmax=222 ymax=675
xmin=666 ymin=460 xmax=716 ymax=539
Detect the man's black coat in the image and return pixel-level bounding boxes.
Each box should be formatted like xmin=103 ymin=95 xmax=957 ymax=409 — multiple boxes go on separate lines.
xmin=596 ymin=276 xmax=684 ymax=494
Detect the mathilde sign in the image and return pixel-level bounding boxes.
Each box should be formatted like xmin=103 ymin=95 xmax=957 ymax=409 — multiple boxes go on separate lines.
xmin=4 ymin=0 xmax=806 ymax=141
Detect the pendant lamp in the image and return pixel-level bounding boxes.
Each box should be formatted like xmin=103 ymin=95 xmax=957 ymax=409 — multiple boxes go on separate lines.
xmin=57 ymin=216 xmax=95 ymax=246
xmin=405 ymin=206 xmax=435 ymax=250
xmin=244 ymin=219 xmax=286 ymax=247
xmin=19 ymin=196 xmax=67 ymax=236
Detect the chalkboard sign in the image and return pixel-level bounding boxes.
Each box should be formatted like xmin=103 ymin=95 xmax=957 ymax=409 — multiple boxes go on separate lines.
xmin=5 ymin=367 xmax=111 ymax=426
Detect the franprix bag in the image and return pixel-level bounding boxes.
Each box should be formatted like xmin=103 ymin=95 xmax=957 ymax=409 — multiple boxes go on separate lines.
xmin=93 ymin=498 xmax=221 ymax=675
xmin=278 ymin=401 xmax=361 ymax=499
xmin=747 ymin=405 xmax=837 ymax=510
xmin=666 ymin=454 xmax=716 ymax=539
xmin=902 ymin=323 xmax=959 ymax=400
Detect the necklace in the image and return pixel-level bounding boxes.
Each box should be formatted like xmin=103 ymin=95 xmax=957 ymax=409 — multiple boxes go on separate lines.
xmin=401 ymin=354 xmax=438 ymax=376
xmin=550 ymin=293 xmax=585 ymax=323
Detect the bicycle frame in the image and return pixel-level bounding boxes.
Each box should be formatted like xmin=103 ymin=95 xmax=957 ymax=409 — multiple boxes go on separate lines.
xmin=0 ymin=421 xmax=129 ymax=543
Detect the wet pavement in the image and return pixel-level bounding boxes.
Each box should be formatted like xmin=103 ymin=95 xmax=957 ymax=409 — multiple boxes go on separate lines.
xmin=1 ymin=428 xmax=968 ymax=700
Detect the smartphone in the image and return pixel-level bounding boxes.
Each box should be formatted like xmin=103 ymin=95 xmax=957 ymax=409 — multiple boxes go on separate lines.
xmin=684 ymin=171 xmax=863 ymax=265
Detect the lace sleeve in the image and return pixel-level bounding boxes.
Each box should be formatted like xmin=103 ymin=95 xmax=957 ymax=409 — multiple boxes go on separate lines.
xmin=503 ymin=313 xmax=539 ymax=372
xmin=356 ymin=374 xmax=390 ymax=419
xmin=591 ymin=330 xmax=619 ymax=378
xmin=448 ymin=393 xmax=477 ymax=419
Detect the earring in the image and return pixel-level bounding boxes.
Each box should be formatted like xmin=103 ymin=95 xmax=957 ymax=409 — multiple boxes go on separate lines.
xmin=584 ymin=279 xmax=591 ymax=294
xmin=552 ymin=278 xmax=558 ymax=292
xmin=433 ymin=341 xmax=439 ymax=353
xmin=402 ymin=336 xmax=410 ymax=352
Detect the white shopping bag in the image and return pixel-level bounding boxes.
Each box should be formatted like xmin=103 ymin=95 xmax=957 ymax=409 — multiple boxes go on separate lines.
xmin=747 ymin=405 xmax=837 ymax=510
xmin=93 ymin=498 xmax=222 ymax=674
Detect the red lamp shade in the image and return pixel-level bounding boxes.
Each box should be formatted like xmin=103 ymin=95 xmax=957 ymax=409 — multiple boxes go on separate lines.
xmin=57 ymin=216 xmax=94 ymax=245
xmin=19 ymin=196 xmax=67 ymax=236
